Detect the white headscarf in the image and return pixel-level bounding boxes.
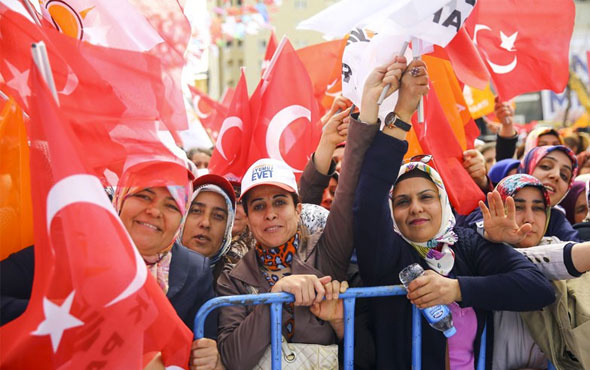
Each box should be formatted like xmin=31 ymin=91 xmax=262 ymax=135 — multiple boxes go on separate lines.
xmin=179 ymin=184 xmax=235 ymax=266
xmin=391 ymin=162 xmax=458 ymax=276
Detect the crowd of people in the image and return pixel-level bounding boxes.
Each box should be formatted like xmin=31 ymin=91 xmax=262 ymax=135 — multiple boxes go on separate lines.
xmin=2 ymin=56 xmax=590 ymax=370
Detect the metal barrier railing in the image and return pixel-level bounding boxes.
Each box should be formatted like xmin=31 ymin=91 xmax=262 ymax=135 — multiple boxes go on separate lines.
xmin=194 ymin=285 xmax=487 ymax=370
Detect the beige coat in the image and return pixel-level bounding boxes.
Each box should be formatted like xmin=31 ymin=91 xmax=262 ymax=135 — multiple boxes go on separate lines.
xmin=521 ymin=274 xmax=590 ymax=369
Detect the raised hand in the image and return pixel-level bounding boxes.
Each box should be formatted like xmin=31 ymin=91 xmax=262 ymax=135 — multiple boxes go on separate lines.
xmin=360 ymin=56 xmax=407 ymax=124
xmin=394 ymin=59 xmax=429 ymax=123
xmin=479 ymin=190 xmax=532 ymax=245
xmin=321 ymin=94 xmax=352 ymax=126
xmin=494 ymin=97 xmax=517 ymax=137
xmin=406 ymin=270 xmax=461 ymax=308
xmin=463 ymin=149 xmax=489 ymax=190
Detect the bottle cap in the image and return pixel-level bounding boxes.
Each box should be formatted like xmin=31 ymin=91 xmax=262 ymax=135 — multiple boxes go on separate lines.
xmin=443 ymin=326 xmax=456 ymax=338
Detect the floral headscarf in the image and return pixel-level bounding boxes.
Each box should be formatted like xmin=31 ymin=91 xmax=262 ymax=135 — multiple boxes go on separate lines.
xmin=392 ymin=162 xmax=458 ymax=276
xmin=524 ymin=127 xmax=563 ymax=156
xmin=179 ymin=184 xmax=235 ymax=266
xmin=113 ymin=183 xmax=192 ymax=294
xmin=518 ymin=145 xmax=579 ymax=203
xmin=495 ymin=174 xmax=551 ymax=235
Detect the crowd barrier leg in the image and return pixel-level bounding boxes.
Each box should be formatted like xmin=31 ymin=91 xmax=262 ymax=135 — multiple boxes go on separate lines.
xmin=194 ymin=286 xmax=487 ymax=370
xmin=547 ymin=361 xmax=557 ymax=370
xmin=412 ymin=305 xmax=421 ymax=370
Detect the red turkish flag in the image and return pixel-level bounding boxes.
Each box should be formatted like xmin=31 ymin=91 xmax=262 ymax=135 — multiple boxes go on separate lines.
xmin=0 ymin=6 xmax=187 ymax=143
xmin=465 ymin=0 xmax=575 ymax=100
xmin=0 ymin=68 xmax=191 ymax=369
xmin=412 ymin=82 xmax=485 ymax=215
xmin=261 ymin=31 xmax=278 ymax=76
xmin=296 ymin=39 xmax=347 ymax=114
xmin=428 ymin=27 xmax=490 ymax=90
xmin=209 ymin=69 xmax=252 ymax=181
xmin=188 ymin=85 xmax=229 ymax=142
xmin=248 ymin=37 xmax=322 ymax=179
xmin=0 ymin=7 xmax=190 ymax=186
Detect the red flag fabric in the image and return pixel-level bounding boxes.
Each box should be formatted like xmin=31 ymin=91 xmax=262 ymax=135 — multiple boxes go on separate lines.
xmin=428 ymin=27 xmax=490 ymax=90
xmin=220 ymin=86 xmax=235 ymax=109
xmin=0 ymin=6 xmax=187 ymax=142
xmin=411 ymin=82 xmax=485 ymax=215
xmin=261 ymin=30 xmax=278 ymax=76
xmin=248 ymin=38 xmax=322 ymax=178
xmin=209 ymin=69 xmax=252 ymax=181
xmin=0 ymin=7 xmax=190 ymax=186
xmin=0 ymin=68 xmax=191 ymax=369
xmin=188 ymin=85 xmax=229 ymax=142
xmin=465 ymin=0 xmax=575 ymax=100
xmin=296 ymin=39 xmax=347 ymax=113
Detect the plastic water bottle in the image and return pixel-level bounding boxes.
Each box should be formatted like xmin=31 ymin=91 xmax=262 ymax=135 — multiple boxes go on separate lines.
xmin=399 ymin=263 xmax=457 ymax=338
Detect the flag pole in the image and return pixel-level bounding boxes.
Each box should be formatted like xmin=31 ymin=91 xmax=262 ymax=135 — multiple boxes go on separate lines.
xmin=31 ymin=41 xmax=59 ymax=104
xmin=377 ymin=41 xmax=409 ymax=106
xmin=20 ymin=0 xmax=42 ymax=26
xmin=415 ymin=55 xmax=424 ymax=123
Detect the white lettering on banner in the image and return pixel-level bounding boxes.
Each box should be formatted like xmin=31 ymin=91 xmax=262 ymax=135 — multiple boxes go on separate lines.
xmin=413 ymin=0 xmax=475 ymax=46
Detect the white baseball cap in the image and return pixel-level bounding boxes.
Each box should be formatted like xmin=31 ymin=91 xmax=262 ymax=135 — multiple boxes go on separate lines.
xmin=240 ymin=158 xmax=298 ymax=200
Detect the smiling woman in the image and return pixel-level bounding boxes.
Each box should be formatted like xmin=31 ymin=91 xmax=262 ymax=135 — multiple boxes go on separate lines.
xmin=352 ymin=59 xmax=555 ymax=369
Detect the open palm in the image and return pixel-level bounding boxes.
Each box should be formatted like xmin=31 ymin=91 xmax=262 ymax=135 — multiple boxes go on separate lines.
xmin=479 ymin=190 xmax=532 ymax=245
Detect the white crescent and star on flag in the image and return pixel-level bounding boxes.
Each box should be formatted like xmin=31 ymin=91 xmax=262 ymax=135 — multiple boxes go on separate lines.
xmin=33 ymin=174 xmax=148 ymax=351
xmin=473 ymin=24 xmax=519 ymax=74
xmin=266 ymin=105 xmax=311 ymax=174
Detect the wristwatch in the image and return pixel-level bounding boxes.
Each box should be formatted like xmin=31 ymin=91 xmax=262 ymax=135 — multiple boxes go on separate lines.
xmin=384 ymin=112 xmax=412 ymax=132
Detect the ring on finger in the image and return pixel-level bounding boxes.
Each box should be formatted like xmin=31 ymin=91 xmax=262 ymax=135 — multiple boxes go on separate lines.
xmin=409 ymin=67 xmax=420 ymax=77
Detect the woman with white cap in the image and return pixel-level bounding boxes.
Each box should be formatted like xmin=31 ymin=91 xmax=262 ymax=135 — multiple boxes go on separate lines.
xmin=214 ymin=70 xmax=392 ymax=368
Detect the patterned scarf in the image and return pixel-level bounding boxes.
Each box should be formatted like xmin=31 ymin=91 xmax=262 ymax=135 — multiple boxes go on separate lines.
xmin=256 ymin=232 xmax=300 ymax=340
xmin=518 ymin=145 xmax=579 ymax=204
xmin=495 ymin=174 xmax=551 ymax=234
xmin=113 ymin=184 xmax=191 ymax=294
xmin=392 ymin=162 xmax=458 ymax=276
xmin=523 ymin=127 xmax=563 ymax=156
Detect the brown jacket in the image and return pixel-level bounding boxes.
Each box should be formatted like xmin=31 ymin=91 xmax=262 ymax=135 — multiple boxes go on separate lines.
xmin=216 ymin=117 xmax=379 ymax=369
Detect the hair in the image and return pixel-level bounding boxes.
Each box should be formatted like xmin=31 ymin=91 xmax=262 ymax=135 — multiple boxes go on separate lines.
xmin=477 ymin=142 xmax=496 ymax=156
xmin=187 ymin=147 xmax=213 ymax=159
xmin=241 ymin=190 xmax=299 ymax=216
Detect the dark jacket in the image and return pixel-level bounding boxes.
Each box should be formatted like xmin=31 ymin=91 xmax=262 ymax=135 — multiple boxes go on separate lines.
xmin=456 ymin=206 xmax=582 ymax=242
xmin=0 ymin=243 xmax=217 ymax=338
xmin=353 ymin=132 xmax=556 ymax=369
xmin=168 ymin=243 xmax=217 ymax=337
xmin=495 ymin=133 xmax=518 ymax=161
xmin=573 ymin=221 xmax=590 ymax=241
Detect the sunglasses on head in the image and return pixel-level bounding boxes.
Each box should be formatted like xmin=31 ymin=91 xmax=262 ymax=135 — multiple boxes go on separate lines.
xmin=403 ymin=154 xmax=433 ymax=164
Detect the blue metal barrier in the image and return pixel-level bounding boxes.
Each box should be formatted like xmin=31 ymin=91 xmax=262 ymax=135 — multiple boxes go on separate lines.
xmin=194 ymin=285 xmax=487 ymax=370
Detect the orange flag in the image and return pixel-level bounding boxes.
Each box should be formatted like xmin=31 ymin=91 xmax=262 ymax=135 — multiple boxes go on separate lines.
xmin=405 ymin=55 xmax=480 ymax=160
xmin=296 ymin=39 xmax=347 ymax=113
xmin=0 ymin=97 xmax=33 ymax=260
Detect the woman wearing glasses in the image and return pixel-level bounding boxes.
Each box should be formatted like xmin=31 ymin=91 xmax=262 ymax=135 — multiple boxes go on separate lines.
xmin=353 ymin=59 xmax=555 ymax=369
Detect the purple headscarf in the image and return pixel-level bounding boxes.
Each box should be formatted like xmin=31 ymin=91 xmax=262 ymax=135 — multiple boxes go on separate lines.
xmin=558 ymin=181 xmax=586 ymax=224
